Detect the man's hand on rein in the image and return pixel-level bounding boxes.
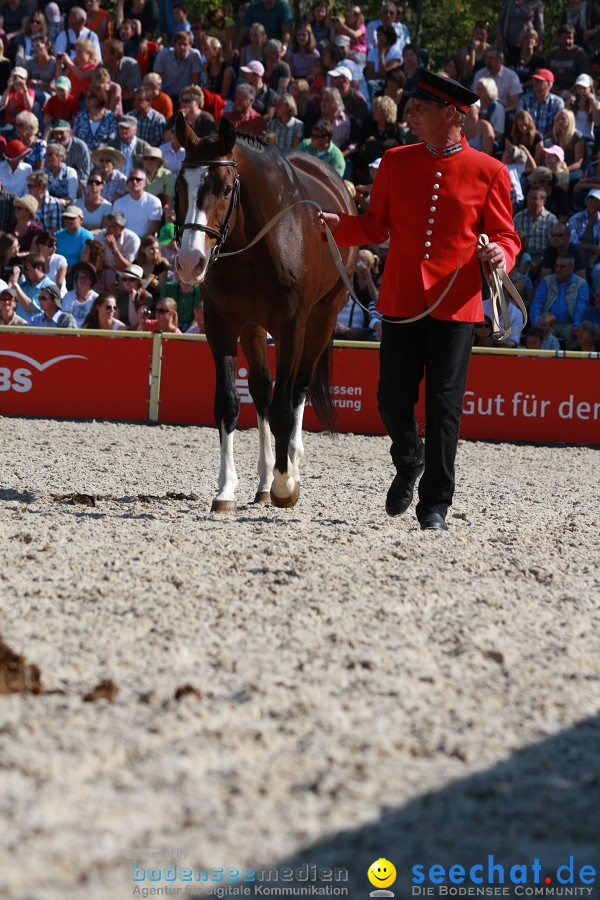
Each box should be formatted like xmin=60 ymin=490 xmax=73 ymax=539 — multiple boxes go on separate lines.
xmin=314 ymin=211 xmax=341 ymax=233
xmin=477 ymin=240 xmax=506 ymax=269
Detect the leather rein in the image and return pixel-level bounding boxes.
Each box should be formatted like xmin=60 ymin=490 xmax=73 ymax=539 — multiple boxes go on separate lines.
xmin=175 ymin=158 xmax=240 ymax=262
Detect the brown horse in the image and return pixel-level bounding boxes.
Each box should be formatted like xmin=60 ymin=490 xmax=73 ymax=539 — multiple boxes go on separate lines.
xmin=174 ymin=114 xmax=357 ymax=511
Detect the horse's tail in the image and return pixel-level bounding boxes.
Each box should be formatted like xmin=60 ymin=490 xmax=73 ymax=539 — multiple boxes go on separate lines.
xmin=309 ymin=340 xmax=337 ymax=433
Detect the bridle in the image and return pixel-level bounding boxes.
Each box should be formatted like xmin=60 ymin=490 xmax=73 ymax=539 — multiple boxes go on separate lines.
xmin=175 ymin=158 xmax=240 ymax=262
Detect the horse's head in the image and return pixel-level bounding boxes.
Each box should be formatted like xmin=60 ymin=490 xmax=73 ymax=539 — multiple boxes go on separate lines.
xmin=174 ymin=114 xmax=239 ymax=284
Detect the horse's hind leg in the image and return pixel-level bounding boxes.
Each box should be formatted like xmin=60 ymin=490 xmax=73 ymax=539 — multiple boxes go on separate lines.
xmin=269 ymin=322 xmax=304 ymax=508
xmin=240 ymin=325 xmax=274 ymax=504
xmin=288 ymin=396 xmax=306 ymax=484
xmin=287 ymin=293 xmax=341 ymax=485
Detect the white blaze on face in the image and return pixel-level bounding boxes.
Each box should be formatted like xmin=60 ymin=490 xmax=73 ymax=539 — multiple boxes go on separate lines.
xmin=175 ymin=166 xmax=210 ymax=283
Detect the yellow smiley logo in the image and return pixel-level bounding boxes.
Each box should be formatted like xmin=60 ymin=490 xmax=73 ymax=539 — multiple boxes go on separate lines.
xmin=368 ymin=858 xmax=397 ymax=889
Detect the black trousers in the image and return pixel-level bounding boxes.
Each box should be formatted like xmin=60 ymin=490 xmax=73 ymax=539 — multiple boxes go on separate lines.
xmin=378 ymin=315 xmax=475 ymax=520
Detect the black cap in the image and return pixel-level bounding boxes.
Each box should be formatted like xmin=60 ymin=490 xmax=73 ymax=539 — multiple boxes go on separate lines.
xmin=408 ymin=68 xmax=479 ymax=113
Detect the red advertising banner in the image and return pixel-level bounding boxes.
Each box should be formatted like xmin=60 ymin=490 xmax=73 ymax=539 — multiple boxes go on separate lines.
xmin=158 ymin=337 xmax=600 ymax=444
xmin=0 ymin=331 xmax=152 ymax=420
xmin=462 ymin=353 xmax=600 ymax=443
xmin=158 ymin=338 xmax=385 ymax=432
xmin=0 ymin=331 xmax=598 ymax=445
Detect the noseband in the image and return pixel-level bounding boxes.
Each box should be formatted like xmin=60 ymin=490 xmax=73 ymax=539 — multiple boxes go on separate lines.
xmin=175 ymin=158 xmax=240 ymax=262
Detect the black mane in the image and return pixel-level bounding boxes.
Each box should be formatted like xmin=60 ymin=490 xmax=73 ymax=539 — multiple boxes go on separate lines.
xmin=235 ymin=130 xmax=270 ymax=150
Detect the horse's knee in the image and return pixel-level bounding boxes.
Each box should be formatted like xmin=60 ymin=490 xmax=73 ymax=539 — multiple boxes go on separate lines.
xmin=248 ymin=371 xmax=273 ymax=418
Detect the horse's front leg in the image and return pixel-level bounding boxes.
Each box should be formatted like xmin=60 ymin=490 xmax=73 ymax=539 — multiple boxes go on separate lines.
xmin=211 ymin=351 xmax=240 ymax=512
xmin=269 ymin=325 xmax=304 ymax=508
xmin=206 ymin=306 xmax=242 ymax=512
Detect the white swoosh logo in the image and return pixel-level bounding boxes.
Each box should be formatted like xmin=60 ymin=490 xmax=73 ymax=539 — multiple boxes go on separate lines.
xmin=0 ymin=351 xmax=87 ymax=371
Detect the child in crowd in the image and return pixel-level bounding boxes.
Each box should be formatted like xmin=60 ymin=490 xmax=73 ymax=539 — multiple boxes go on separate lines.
xmin=171 ymin=4 xmax=191 ymax=41
xmin=185 ymin=298 xmax=205 ymax=333
xmin=42 ymin=77 xmax=78 ymax=134
xmin=538 ymin=312 xmax=561 ymax=350
xmin=525 ymin=326 xmax=545 ymax=349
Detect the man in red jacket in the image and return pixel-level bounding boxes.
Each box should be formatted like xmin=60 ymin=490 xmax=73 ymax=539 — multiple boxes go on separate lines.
xmin=317 ymin=69 xmax=520 ymax=531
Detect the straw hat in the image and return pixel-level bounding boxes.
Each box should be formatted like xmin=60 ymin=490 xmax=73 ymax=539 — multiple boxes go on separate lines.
xmin=91 ymin=146 xmax=126 ymax=169
xmin=142 ymin=146 xmax=167 ymax=167
xmin=14 ymin=194 xmax=39 ymax=217
xmin=121 ymin=263 xmax=144 ymax=281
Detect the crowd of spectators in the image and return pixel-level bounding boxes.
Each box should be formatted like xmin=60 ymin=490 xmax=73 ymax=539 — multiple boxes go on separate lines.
xmin=0 ymin=0 xmax=598 ymax=351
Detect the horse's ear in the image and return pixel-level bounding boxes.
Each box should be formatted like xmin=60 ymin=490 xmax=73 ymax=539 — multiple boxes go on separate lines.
xmin=174 ymin=111 xmax=199 ymax=151
xmin=217 ymin=116 xmax=236 ymax=155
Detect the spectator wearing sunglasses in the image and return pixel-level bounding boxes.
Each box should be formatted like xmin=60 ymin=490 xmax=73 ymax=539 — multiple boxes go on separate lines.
xmin=113 ymin=168 xmax=161 ymax=238
xmin=82 ymin=290 xmax=127 ymax=329
xmin=366 ymin=3 xmax=410 ymax=57
xmin=81 ymin=168 xmax=113 ymax=231
xmin=540 ymin=223 xmax=587 ymax=279
xmin=30 ymin=284 xmax=77 ymax=328
xmin=15 ymin=11 xmax=49 ymax=64
xmin=137 ymin=295 xmax=181 ymax=332
xmin=296 ymin=118 xmax=346 ymax=177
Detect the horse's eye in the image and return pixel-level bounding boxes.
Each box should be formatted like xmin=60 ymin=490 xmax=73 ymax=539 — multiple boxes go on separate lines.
xmin=223 ymin=185 xmax=232 ymax=198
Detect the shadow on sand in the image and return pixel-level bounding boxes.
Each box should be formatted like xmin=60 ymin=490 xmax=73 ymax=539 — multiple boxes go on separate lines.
xmin=189 ymin=714 xmax=600 ymax=899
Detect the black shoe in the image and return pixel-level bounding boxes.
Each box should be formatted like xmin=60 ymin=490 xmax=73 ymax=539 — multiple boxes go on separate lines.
xmin=420 ymin=512 xmax=448 ymax=531
xmin=385 ymin=465 xmax=424 ymax=517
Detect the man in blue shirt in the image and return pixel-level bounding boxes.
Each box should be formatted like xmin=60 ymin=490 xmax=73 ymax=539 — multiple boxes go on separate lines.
xmin=30 ymin=284 xmax=77 ymax=328
xmin=530 ymin=254 xmax=589 ymax=342
xmin=55 ymin=206 xmax=94 ymax=269
xmin=7 ymin=253 xmax=55 ymax=322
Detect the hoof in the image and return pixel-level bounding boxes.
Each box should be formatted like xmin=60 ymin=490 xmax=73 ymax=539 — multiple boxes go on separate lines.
xmin=270 ymin=482 xmax=299 ymax=509
xmin=253 ymin=490 xmax=271 ymax=505
xmin=210 ymin=499 xmax=237 ymax=513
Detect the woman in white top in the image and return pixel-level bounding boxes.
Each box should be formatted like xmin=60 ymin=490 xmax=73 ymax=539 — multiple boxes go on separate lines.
xmin=566 ymin=73 xmax=599 ymax=141
xmin=31 ymin=231 xmax=67 ymax=295
xmin=61 ymin=262 xmax=98 ymax=327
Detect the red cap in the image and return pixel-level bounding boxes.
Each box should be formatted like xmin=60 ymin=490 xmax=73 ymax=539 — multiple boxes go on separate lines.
xmin=532 ymin=68 xmax=555 ymax=83
xmin=4 ymin=139 xmax=31 ymax=160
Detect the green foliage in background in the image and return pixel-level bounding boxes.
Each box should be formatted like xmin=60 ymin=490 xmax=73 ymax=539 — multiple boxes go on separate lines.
xmin=181 ymin=0 xmax=568 ymax=68
xmin=406 ymin=0 xmax=566 ymax=69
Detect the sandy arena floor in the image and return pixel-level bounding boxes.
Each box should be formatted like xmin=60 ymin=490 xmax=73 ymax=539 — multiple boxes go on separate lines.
xmin=0 ymin=417 xmax=599 ymax=900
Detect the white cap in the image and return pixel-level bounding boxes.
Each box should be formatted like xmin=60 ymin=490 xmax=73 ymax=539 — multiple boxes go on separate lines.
xmin=328 ymin=66 xmax=353 ymax=81
xmin=575 ymin=73 xmax=594 ymax=88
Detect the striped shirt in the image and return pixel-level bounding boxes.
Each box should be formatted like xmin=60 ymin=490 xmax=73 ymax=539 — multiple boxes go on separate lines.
xmin=513 ymin=206 xmax=558 ymax=256
xmin=133 ymin=108 xmax=167 ymax=146
xmin=35 ymin=192 xmax=63 ymax=233
xmin=517 ymin=91 xmax=565 ymax=135
xmin=269 ymin=116 xmax=304 ymax=151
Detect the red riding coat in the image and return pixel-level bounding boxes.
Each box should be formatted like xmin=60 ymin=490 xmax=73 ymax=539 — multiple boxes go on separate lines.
xmin=333 ymin=136 xmax=520 ymax=322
